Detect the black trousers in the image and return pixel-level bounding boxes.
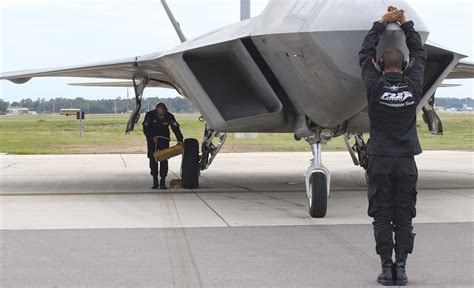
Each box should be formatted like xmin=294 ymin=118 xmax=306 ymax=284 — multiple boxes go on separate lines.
xmin=147 ymin=139 xmax=170 ymax=178
xmin=367 ymin=156 xmax=418 ymax=256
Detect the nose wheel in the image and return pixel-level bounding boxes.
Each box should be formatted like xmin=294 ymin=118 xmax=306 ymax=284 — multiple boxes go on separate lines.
xmin=308 ymin=171 xmax=328 ymax=218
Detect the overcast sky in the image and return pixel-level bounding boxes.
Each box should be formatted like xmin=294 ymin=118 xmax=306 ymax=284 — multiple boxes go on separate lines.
xmin=0 ymin=0 xmax=472 ymax=102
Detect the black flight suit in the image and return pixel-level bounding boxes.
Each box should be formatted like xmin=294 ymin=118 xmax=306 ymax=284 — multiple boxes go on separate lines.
xmin=142 ymin=110 xmax=184 ymax=178
xmin=359 ymin=21 xmax=426 ymax=259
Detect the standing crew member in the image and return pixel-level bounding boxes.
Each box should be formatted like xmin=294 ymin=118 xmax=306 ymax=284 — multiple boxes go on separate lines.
xmin=143 ymin=103 xmax=184 ymax=189
xmin=359 ymin=6 xmax=426 ymax=286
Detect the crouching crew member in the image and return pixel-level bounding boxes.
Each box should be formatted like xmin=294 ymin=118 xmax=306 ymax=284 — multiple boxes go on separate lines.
xmin=359 ymin=6 xmax=426 ymax=286
xmin=143 ymin=103 xmax=184 ymax=189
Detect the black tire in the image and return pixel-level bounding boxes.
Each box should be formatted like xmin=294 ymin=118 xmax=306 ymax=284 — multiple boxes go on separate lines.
xmin=181 ymin=138 xmax=200 ymax=189
xmin=308 ymin=172 xmax=328 ymax=218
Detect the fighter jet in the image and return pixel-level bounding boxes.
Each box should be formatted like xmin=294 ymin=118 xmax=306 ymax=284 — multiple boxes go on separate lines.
xmin=1 ymin=0 xmax=473 ymax=218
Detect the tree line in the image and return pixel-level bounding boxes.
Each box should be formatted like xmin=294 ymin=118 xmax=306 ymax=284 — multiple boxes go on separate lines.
xmin=0 ymin=97 xmax=198 ymax=115
xmin=435 ymin=97 xmax=474 ymax=109
xmin=1 ymin=97 xmax=472 ymax=115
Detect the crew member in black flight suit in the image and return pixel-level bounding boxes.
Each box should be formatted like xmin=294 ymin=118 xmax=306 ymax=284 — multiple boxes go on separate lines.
xmin=143 ymin=103 xmax=184 ymax=190
xmin=359 ymin=6 xmax=426 ymax=286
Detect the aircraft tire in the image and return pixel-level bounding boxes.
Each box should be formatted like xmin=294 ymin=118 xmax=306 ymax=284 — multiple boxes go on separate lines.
xmin=308 ymin=172 xmax=328 ymax=218
xmin=181 ymin=138 xmax=200 ymax=189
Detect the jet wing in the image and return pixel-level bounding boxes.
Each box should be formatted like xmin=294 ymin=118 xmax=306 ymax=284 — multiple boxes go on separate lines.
xmin=0 ymin=52 xmax=181 ymax=134
xmin=446 ymin=60 xmax=474 ymax=79
xmin=0 ymin=53 xmax=175 ymax=86
xmin=439 ymin=83 xmax=462 ymax=88
xmin=68 ymin=81 xmax=174 ymax=89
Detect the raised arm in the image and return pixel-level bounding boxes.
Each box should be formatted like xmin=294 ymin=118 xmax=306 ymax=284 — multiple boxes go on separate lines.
xmin=358 ymin=21 xmax=386 ymax=91
xmin=399 ymin=13 xmax=427 ymax=96
xmin=359 ymin=8 xmax=404 ymax=93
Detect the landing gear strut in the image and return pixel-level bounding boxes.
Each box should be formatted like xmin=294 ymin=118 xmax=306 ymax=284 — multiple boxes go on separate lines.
xmin=295 ymin=115 xmax=337 ymax=218
xmin=344 ymin=133 xmax=369 ymax=183
xmin=422 ymin=94 xmax=443 ymax=135
xmin=126 ymin=76 xmax=150 ymax=134
xmin=344 ymin=133 xmax=369 ymax=169
xmin=199 ymin=120 xmax=227 ymax=171
xmin=304 ymin=135 xmax=330 ymax=218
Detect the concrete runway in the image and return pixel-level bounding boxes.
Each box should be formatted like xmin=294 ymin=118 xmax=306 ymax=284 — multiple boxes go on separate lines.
xmin=1 ymin=151 xmax=473 ymax=287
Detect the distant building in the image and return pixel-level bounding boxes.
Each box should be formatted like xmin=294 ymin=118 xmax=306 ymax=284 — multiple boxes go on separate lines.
xmin=234 ymin=133 xmax=258 ymax=139
xmin=462 ymin=104 xmax=473 ymax=111
xmin=6 ymin=106 xmax=29 ymax=116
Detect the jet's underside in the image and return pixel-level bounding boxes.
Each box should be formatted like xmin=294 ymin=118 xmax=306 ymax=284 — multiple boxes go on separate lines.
xmin=162 ymin=29 xmax=458 ymax=135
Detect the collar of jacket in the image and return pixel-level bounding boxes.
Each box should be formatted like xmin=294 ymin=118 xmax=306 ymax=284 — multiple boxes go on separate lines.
xmin=383 ymin=72 xmax=403 ymax=81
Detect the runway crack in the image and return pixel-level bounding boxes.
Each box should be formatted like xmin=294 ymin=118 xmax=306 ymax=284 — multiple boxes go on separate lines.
xmin=119 ymin=154 xmax=127 ymax=167
xmin=1 ymin=162 xmax=16 ymax=170
xmin=193 ymin=190 xmax=231 ymax=227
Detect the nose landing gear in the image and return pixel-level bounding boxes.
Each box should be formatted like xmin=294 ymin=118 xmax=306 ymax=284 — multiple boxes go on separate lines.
xmin=304 ymin=136 xmax=330 ymax=218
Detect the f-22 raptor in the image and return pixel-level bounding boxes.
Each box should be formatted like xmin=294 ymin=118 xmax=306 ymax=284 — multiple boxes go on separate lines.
xmin=1 ymin=0 xmax=473 ymax=218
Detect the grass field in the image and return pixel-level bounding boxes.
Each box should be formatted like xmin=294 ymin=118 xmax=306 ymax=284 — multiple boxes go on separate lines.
xmin=0 ymin=113 xmax=472 ymax=154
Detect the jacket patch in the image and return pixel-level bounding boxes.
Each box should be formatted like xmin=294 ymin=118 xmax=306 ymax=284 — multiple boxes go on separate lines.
xmin=379 ymin=87 xmax=414 ymax=108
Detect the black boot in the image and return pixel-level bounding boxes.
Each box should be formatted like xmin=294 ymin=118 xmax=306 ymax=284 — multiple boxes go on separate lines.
xmin=151 ymin=176 xmax=158 ymax=189
xmin=377 ymin=253 xmax=395 ymax=286
xmin=160 ymin=177 xmax=167 ymax=190
xmin=394 ymin=252 xmax=408 ymax=286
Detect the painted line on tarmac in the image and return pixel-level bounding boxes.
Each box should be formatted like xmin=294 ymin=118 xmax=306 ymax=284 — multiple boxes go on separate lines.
xmin=200 ymin=175 xmax=256 ymax=192
xmin=0 ymin=189 xmax=305 ymax=197
xmin=438 ymin=189 xmax=474 ymax=199
xmin=1 ymin=187 xmax=471 ymax=197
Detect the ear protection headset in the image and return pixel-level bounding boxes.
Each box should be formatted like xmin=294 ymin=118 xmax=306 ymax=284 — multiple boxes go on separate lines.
xmin=378 ymin=55 xmax=408 ymax=72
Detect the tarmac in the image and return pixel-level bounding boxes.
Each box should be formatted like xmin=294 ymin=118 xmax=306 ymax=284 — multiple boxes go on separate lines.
xmin=0 ymin=151 xmax=473 ymax=287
